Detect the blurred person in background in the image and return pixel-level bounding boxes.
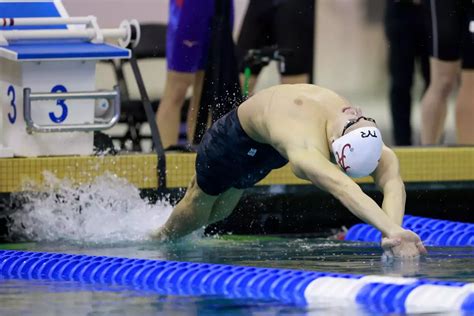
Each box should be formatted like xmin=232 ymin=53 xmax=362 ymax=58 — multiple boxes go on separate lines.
xmin=157 ymin=0 xmax=232 ymax=149
xmin=385 ymin=0 xmax=429 ymax=146
xmin=237 ymin=0 xmax=315 ymax=94
xmin=421 ymin=0 xmax=474 ymax=145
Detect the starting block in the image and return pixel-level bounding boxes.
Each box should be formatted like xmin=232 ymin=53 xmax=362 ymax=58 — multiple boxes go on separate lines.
xmin=0 ymin=0 xmax=140 ymax=157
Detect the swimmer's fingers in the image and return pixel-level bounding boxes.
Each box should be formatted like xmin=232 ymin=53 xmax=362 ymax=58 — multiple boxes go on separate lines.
xmin=381 ymin=236 xmax=401 ymax=251
xmin=390 ymin=244 xmax=419 ymax=259
xmin=384 ymin=229 xmax=427 ymax=258
xmin=399 ymin=244 xmax=420 ymax=259
xmin=416 ymin=241 xmax=428 ymax=255
xmin=381 ymin=237 xmax=401 ymax=258
xmin=382 ymin=236 xmax=425 ymax=258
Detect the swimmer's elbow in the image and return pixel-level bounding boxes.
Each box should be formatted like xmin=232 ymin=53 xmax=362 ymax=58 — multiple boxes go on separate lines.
xmin=383 ymin=177 xmax=406 ymax=199
xmin=336 ymin=182 xmax=359 ymax=198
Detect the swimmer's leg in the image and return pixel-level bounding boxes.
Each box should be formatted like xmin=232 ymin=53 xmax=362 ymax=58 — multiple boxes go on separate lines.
xmin=208 ymin=188 xmax=244 ymax=224
xmin=153 ymin=175 xmax=218 ymax=240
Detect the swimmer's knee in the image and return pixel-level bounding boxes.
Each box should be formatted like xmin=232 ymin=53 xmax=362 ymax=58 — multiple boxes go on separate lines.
xmin=208 ymin=189 xmax=243 ymax=224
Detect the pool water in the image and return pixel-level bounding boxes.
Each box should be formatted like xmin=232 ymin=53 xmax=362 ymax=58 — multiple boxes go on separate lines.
xmin=3 ymin=174 xmax=474 ymax=314
xmin=1 ymin=236 xmax=473 ymax=315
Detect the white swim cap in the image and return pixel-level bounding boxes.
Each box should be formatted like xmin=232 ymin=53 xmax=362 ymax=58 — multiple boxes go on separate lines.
xmin=332 ymin=127 xmax=383 ymax=178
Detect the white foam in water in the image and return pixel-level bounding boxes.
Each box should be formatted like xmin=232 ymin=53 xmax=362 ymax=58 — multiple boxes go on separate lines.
xmin=9 ymin=172 xmax=174 ymax=243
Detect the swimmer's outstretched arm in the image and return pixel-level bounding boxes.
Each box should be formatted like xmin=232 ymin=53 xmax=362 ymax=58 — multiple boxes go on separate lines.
xmin=288 ymin=148 xmax=403 ymax=236
xmin=372 ymin=146 xmax=406 ymax=226
xmin=287 ymin=148 xmax=426 ymax=257
xmin=371 ymin=147 xmax=427 ymax=257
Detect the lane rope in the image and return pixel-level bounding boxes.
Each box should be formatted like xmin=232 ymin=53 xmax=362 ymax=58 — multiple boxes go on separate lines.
xmin=0 ymin=250 xmax=472 ymax=313
xmin=345 ymin=215 xmax=474 ymax=246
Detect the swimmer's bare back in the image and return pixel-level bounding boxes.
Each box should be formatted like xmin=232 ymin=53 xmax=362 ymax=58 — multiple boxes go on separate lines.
xmin=237 ymin=84 xmax=351 ymax=160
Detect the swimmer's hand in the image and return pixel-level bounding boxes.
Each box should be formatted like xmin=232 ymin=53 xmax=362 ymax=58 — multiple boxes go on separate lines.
xmin=381 ymin=229 xmax=427 ymax=258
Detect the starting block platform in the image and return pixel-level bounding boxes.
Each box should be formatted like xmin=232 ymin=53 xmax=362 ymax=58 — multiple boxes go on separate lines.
xmin=0 ymin=0 xmax=139 ymax=157
xmin=0 ymin=40 xmax=130 ymax=61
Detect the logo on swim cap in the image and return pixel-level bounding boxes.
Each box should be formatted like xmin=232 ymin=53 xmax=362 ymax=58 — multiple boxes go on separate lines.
xmin=332 ymin=127 xmax=383 ymax=178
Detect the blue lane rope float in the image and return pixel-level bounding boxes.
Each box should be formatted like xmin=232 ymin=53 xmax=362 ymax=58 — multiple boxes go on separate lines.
xmin=345 ymin=215 xmax=474 ymax=246
xmin=0 ymin=250 xmax=473 ymax=313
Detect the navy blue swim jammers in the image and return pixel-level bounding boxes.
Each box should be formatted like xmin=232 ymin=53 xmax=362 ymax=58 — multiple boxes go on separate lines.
xmin=196 ymin=109 xmax=288 ymax=195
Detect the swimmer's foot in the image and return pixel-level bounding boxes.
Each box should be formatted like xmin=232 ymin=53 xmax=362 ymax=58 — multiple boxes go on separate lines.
xmin=150 ymin=227 xmax=170 ymax=242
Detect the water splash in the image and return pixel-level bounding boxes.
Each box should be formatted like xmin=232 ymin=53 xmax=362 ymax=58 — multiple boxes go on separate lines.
xmin=8 ymin=172 xmax=173 ymax=243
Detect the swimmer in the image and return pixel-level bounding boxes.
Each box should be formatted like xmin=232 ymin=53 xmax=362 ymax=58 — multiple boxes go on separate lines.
xmin=154 ymin=84 xmax=427 ymax=258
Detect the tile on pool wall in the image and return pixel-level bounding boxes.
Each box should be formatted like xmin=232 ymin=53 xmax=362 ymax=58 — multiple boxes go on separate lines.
xmin=1 ymin=148 xmax=474 ymax=192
